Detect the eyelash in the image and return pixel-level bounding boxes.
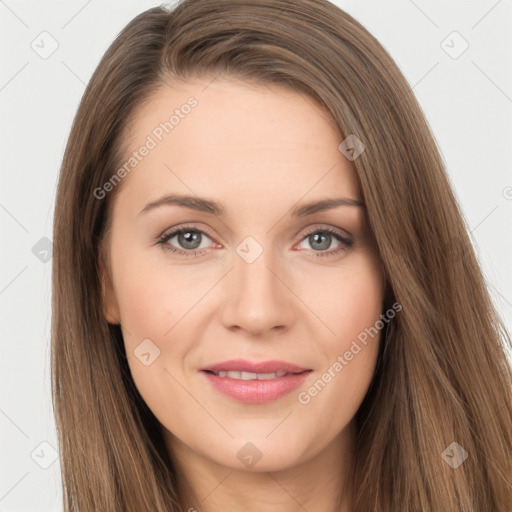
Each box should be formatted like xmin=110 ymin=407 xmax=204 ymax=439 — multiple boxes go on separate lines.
xmin=156 ymin=224 xmax=354 ymax=259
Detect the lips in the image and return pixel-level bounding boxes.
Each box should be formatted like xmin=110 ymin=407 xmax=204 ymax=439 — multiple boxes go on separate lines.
xmin=200 ymin=359 xmax=312 ymax=403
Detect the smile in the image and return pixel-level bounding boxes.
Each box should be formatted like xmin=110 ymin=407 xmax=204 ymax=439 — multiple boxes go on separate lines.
xmin=201 ymin=369 xmax=311 ymax=403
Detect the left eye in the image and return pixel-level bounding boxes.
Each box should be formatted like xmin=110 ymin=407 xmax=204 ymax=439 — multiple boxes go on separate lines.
xmin=296 ymin=230 xmax=347 ymax=252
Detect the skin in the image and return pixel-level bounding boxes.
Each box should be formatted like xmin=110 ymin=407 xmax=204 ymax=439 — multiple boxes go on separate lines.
xmin=100 ymin=76 xmax=385 ymax=512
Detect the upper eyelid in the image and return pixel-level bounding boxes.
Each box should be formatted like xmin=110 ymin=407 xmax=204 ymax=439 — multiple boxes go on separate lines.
xmin=160 ymin=224 xmax=215 ymax=241
xmin=300 ymin=224 xmax=352 ymax=239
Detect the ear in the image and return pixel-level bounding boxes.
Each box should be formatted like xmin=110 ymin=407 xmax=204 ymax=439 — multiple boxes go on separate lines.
xmin=98 ymin=254 xmax=121 ymax=325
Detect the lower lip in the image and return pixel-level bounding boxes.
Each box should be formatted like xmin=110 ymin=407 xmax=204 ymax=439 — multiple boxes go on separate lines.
xmin=201 ymin=370 xmax=311 ymax=404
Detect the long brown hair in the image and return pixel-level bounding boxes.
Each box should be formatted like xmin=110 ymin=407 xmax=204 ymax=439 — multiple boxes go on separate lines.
xmin=51 ymin=0 xmax=512 ymax=510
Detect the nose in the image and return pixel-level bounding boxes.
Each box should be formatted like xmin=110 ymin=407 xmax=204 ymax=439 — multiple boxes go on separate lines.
xmin=219 ymin=242 xmax=295 ymax=337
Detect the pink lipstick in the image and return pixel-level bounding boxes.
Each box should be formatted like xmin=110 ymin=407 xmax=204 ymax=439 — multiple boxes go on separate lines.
xmin=200 ymin=359 xmax=312 ymax=404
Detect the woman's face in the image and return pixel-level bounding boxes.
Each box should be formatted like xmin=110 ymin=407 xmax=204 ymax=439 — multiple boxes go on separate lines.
xmin=100 ymin=77 xmax=385 ymax=473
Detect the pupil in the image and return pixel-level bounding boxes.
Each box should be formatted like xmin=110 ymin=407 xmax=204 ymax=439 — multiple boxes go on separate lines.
xmin=310 ymin=232 xmax=330 ymax=250
xmin=179 ymin=230 xmax=201 ymax=250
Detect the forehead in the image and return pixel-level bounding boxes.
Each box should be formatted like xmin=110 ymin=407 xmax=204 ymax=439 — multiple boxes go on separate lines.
xmin=114 ymin=77 xmax=361 ymax=219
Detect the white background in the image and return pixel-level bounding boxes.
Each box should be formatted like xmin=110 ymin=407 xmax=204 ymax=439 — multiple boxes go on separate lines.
xmin=1 ymin=1 xmax=511 ymax=510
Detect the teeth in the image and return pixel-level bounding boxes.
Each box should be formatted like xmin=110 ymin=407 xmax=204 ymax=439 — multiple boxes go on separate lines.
xmin=215 ymin=371 xmax=288 ymax=380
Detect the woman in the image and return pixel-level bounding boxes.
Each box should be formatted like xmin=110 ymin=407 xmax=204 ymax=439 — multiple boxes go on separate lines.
xmin=51 ymin=0 xmax=512 ymax=510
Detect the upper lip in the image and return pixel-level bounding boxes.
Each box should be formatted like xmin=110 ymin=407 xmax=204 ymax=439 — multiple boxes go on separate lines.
xmin=201 ymin=359 xmax=311 ymax=374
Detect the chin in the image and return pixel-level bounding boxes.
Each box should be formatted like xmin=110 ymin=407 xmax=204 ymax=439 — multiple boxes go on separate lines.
xmin=201 ymin=435 xmax=312 ymax=473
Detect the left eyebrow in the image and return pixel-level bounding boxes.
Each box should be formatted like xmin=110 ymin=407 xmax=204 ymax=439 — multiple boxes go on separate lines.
xmin=291 ymin=197 xmax=365 ymax=216
xmin=138 ymin=194 xmax=365 ymax=217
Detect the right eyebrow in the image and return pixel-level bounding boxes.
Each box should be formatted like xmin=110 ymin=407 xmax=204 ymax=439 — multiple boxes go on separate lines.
xmin=138 ymin=194 xmax=224 ymax=216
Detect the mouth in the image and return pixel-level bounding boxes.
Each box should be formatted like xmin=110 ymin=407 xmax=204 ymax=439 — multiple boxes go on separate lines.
xmin=199 ymin=360 xmax=312 ymax=403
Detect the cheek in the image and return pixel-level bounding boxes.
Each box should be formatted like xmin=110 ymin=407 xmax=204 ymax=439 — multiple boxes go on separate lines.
xmin=304 ymin=251 xmax=384 ymax=345
xmin=111 ymin=247 xmax=190 ymax=338
xmin=297 ymin=252 xmax=384 ymax=416
xmin=110 ymin=246 xmax=203 ymax=388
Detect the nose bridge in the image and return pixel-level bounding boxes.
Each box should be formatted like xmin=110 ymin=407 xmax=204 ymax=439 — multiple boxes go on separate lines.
xmin=235 ymin=235 xmax=283 ymax=303
xmin=220 ymin=235 xmax=294 ymax=333
xmin=237 ymin=238 xmax=278 ymax=294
